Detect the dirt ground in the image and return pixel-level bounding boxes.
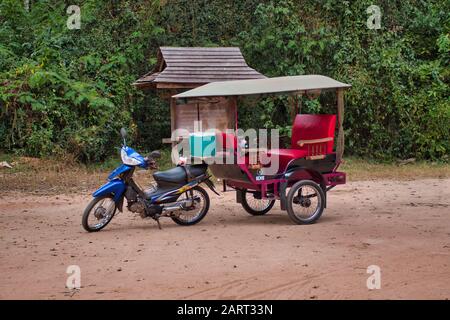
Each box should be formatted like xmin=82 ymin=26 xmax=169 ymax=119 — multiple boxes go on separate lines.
xmin=0 ymin=178 xmax=449 ymax=300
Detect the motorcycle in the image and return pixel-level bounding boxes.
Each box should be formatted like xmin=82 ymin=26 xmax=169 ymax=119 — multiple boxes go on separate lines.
xmin=82 ymin=128 xmax=218 ymax=232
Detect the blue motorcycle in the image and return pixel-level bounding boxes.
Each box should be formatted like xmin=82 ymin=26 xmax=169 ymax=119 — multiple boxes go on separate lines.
xmin=82 ymin=128 xmax=218 ymax=232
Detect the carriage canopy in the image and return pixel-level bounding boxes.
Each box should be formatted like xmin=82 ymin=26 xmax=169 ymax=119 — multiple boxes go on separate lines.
xmin=173 ymin=75 xmax=351 ymax=99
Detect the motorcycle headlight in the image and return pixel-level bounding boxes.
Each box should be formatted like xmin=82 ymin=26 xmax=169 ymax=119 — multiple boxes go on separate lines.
xmin=121 ymin=149 xmax=141 ymax=166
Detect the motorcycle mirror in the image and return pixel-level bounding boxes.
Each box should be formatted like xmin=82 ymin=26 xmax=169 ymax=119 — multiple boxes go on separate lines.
xmin=120 ymin=128 xmax=127 ymax=146
xmin=120 ymin=127 xmax=127 ymax=138
xmin=150 ymin=150 xmax=161 ymax=159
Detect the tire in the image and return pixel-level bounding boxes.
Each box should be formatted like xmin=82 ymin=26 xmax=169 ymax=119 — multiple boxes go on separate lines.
xmin=82 ymin=195 xmax=117 ymax=232
xmin=171 ymin=186 xmax=210 ymax=226
xmin=286 ymin=180 xmax=325 ymax=225
xmin=241 ymin=189 xmax=275 ymax=216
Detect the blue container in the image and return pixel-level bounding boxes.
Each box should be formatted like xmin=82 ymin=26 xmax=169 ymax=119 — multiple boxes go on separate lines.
xmin=189 ymin=132 xmax=216 ymax=158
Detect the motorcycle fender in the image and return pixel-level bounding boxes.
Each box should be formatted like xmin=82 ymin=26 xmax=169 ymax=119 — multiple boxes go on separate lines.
xmin=203 ymin=178 xmax=220 ymax=196
xmin=93 ymin=179 xmax=126 ymax=203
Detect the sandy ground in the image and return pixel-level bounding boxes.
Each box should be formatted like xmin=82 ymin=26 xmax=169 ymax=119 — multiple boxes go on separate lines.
xmin=0 ymin=178 xmax=449 ymax=300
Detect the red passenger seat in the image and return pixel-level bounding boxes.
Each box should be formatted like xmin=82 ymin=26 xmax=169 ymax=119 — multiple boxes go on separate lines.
xmin=267 ymin=114 xmax=336 ymax=173
xmin=216 ymin=115 xmax=336 ymax=173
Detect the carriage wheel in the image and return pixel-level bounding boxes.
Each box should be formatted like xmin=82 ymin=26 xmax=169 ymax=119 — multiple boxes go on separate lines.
xmin=286 ymin=180 xmax=325 ymax=224
xmin=241 ymin=189 xmax=275 ymax=216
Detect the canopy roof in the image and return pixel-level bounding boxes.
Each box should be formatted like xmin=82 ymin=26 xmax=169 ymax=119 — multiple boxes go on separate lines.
xmin=173 ymin=75 xmax=351 ymax=99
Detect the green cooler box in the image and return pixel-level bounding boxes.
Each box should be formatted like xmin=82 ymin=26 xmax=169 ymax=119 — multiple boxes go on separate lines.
xmin=189 ymin=132 xmax=216 ymax=159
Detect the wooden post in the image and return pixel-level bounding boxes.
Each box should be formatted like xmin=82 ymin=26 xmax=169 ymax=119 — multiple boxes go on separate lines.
xmin=290 ymin=92 xmax=303 ymax=121
xmin=289 ymin=96 xmax=296 ymax=122
xmin=296 ymin=92 xmax=303 ymax=115
xmin=196 ymin=103 xmax=200 ymax=122
xmin=226 ymin=97 xmax=238 ymax=131
xmin=336 ymin=88 xmax=345 ymax=163
xmin=170 ymin=97 xmax=176 ymax=148
xmin=170 ymin=97 xmax=176 ymax=133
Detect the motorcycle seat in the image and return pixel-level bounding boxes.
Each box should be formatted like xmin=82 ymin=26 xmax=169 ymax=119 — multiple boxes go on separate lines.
xmin=153 ymin=164 xmax=207 ymax=184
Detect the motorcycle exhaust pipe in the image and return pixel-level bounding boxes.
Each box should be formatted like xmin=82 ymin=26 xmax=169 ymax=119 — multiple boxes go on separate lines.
xmin=161 ymin=198 xmax=197 ymax=212
xmin=161 ymin=204 xmax=184 ymax=212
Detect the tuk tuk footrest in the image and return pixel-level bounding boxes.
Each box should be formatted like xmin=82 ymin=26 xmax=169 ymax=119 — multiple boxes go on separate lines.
xmin=323 ymin=172 xmax=346 ymax=186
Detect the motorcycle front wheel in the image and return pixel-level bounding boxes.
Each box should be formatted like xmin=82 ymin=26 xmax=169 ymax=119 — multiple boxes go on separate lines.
xmin=171 ymin=186 xmax=210 ymax=226
xmin=82 ymin=195 xmax=117 ymax=232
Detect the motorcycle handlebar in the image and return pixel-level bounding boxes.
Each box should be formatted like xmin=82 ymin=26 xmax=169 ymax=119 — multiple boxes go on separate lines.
xmin=148 ymin=150 xmax=161 ymax=159
xmin=144 ymin=150 xmax=160 ymax=170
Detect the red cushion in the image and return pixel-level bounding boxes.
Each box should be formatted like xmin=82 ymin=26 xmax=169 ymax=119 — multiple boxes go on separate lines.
xmin=265 ymin=149 xmax=308 ymax=173
xmin=291 ymin=114 xmax=336 ymax=153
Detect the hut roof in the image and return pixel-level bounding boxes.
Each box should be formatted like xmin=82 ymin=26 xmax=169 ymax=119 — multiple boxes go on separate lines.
xmin=133 ymin=47 xmax=266 ymax=89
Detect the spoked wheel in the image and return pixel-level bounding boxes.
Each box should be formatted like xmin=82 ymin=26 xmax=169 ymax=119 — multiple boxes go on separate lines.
xmin=82 ymin=195 xmax=117 ymax=232
xmin=286 ymin=180 xmax=325 ymax=224
xmin=171 ymin=186 xmax=210 ymax=226
xmin=241 ymin=189 xmax=275 ymax=216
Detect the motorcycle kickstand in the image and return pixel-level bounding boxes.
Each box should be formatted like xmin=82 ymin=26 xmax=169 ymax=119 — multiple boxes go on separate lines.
xmin=153 ymin=216 xmax=162 ymax=230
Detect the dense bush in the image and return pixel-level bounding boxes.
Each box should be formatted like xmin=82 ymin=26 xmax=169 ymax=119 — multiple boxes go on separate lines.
xmin=0 ymin=0 xmax=448 ymax=161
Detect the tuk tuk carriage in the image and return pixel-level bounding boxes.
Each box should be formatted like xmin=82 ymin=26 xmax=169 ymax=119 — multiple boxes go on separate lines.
xmin=172 ymin=75 xmax=351 ymax=224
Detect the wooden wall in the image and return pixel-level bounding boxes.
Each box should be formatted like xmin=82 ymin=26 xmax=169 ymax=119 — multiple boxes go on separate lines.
xmin=172 ymin=97 xmax=236 ymax=134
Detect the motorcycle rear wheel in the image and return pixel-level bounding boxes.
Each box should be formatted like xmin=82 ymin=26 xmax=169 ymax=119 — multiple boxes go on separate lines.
xmin=171 ymin=186 xmax=210 ymax=226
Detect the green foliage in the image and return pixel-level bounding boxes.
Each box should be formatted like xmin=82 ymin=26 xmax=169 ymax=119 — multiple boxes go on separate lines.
xmin=0 ymin=0 xmax=160 ymax=161
xmin=0 ymin=0 xmax=449 ymax=162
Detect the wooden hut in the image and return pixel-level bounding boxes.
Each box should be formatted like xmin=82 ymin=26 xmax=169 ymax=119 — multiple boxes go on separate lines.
xmin=133 ymin=47 xmax=265 ymax=141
